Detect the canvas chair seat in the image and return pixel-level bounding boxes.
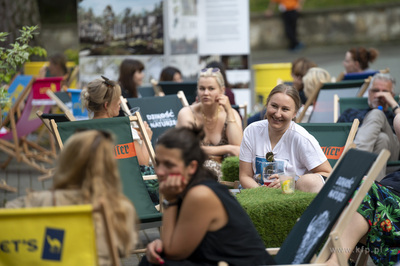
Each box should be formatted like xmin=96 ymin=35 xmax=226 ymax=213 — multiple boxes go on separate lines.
xmin=49 ymin=115 xmax=161 ymax=226
xmin=0 ymin=77 xmax=57 ymax=179
xmin=0 ymin=203 xmax=119 ymax=265
xmin=299 ymin=119 xmax=359 ymax=168
xmin=297 ymin=79 xmax=366 ymax=123
xmin=122 ymin=91 xmax=188 ymax=147
xmin=157 ymin=81 xmax=197 ymax=105
xmin=272 ymin=148 xmax=388 ymax=264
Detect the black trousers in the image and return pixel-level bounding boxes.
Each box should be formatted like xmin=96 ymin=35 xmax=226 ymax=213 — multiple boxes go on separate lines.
xmin=281 ymin=10 xmax=299 ymax=49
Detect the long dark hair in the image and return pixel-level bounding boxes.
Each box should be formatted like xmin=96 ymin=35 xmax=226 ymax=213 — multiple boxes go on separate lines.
xmin=156 ymin=126 xmax=217 ymax=196
xmin=118 ymin=59 xmax=144 ymax=98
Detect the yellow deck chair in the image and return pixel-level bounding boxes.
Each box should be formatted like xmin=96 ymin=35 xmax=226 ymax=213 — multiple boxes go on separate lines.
xmin=0 ymin=202 xmax=119 ymax=266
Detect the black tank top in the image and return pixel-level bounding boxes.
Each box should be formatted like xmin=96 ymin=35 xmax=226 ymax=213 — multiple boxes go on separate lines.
xmin=186 ymin=180 xmax=276 ymax=265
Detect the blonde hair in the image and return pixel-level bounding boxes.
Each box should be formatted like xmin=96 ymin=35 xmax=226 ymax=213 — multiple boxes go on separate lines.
xmin=302 ymin=67 xmax=331 ymax=99
xmin=81 ymin=78 xmax=122 ymax=115
xmin=198 ymin=68 xmax=225 ymax=89
xmin=53 ymin=130 xmax=137 ymax=256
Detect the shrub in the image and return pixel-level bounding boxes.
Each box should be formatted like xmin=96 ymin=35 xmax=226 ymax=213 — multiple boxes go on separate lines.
xmin=221 ymin=156 xmax=240 ymax=182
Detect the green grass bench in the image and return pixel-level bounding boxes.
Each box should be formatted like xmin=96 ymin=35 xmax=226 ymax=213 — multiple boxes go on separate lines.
xmin=236 ymin=187 xmax=316 ymax=248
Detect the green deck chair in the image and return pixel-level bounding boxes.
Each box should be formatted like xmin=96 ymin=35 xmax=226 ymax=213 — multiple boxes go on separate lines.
xmin=49 ymin=115 xmax=161 ymax=228
xmin=299 ymin=119 xmax=359 ymax=168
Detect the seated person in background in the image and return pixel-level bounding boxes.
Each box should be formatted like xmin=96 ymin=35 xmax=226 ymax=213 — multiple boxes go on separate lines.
xmin=240 ymin=84 xmax=332 ymax=193
xmin=140 ymin=127 xmax=275 ymax=266
xmin=81 ymin=77 xmax=158 ymax=204
xmin=342 ymin=46 xmax=379 ymax=74
xmin=206 ymin=61 xmax=236 ymax=105
xmin=247 ymin=57 xmax=316 ymax=126
xmin=6 ymin=130 xmax=138 ymax=265
xmin=291 ymin=57 xmax=318 ymax=105
xmin=118 ymin=59 xmax=145 ymax=98
xmin=159 ymin=66 xmax=183 ymax=82
xmin=38 ymin=53 xmax=68 ymax=78
xmin=326 ymin=170 xmax=400 ymax=266
xmin=154 ymin=66 xmax=183 ymax=96
xmin=298 ymin=67 xmax=331 ymax=122
xmin=337 ymin=73 xmax=399 ymax=180
xmin=176 ymin=68 xmax=243 ymax=180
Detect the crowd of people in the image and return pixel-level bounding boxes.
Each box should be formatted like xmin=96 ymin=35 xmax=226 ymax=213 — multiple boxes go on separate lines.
xmin=5 ymin=45 xmax=400 ymax=265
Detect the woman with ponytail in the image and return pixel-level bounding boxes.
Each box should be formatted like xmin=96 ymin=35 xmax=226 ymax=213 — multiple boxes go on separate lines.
xmin=140 ymin=127 xmax=275 ymax=265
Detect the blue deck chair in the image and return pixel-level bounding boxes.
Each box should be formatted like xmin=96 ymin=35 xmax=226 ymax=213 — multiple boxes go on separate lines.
xmin=266 ymin=148 xmax=390 ymax=265
xmin=49 ymin=115 xmax=160 ymax=229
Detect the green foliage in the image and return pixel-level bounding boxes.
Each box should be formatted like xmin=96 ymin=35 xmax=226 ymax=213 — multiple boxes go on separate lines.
xmin=249 ymin=0 xmax=400 ymax=12
xmin=237 ymin=187 xmax=316 ymax=247
xmin=0 ymin=25 xmax=47 ymax=108
xmin=221 ymin=156 xmax=240 ymax=182
xmin=0 ymin=25 xmax=47 ymax=85
xmin=64 ymin=49 xmax=79 ymax=65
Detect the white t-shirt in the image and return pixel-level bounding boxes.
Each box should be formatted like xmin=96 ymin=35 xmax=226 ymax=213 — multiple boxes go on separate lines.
xmin=239 ymin=120 xmax=327 ymax=179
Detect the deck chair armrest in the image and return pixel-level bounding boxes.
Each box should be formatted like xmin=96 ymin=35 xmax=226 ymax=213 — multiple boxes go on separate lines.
xmin=266 ymin=247 xmax=280 ymax=256
xmin=143 ymin=175 xmax=157 ymax=181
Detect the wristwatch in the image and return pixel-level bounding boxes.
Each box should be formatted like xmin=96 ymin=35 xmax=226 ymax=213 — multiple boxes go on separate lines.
xmin=162 ymin=199 xmax=178 ymax=209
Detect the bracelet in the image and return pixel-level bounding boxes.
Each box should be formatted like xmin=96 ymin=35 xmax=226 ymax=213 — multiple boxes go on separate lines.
xmin=227 ymin=119 xmax=236 ymax=123
xmin=393 ymin=105 xmax=399 ymax=113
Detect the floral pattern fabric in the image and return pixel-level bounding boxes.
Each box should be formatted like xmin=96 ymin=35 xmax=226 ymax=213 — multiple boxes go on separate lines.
xmin=357 ymin=182 xmax=400 ymax=265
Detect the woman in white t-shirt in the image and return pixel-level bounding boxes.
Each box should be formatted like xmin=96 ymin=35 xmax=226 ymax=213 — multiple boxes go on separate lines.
xmin=239 ymin=84 xmax=332 ymax=193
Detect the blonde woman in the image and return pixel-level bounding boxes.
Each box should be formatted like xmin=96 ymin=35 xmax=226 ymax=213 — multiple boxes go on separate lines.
xmin=176 ymin=68 xmax=243 ymax=179
xmin=298 ymin=67 xmax=331 ymax=123
xmin=81 ymin=76 xmax=153 ymax=166
xmin=6 ymin=130 xmax=138 ymax=265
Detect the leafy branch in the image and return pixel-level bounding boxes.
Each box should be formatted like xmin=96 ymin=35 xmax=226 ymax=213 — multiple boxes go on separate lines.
xmin=0 ymin=25 xmax=47 ymax=108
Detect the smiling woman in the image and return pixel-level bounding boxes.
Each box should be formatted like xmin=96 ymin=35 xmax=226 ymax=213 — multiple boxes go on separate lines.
xmin=239 ymin=84 xmax=332 ymax=193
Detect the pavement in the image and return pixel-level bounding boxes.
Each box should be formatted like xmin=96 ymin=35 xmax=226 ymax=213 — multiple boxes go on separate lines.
xmin=2 ymin=41 xmax=399 ymax=265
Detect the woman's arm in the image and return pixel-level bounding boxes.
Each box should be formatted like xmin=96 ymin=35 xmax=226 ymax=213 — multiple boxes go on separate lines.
xmin=176 ymin=106 xmax=195 ymax=128
xmin=218 ymin=95 xmax=243 ymax=146
xmin=161 ymin=185 xmax=227 ymax=260
xmin=202 ymin=144 xmax=240 ymax=157
xmin=239 ymin=160 xmax=259 ymax=188
xmin=310 ymin=160 xmax=332 ymax=177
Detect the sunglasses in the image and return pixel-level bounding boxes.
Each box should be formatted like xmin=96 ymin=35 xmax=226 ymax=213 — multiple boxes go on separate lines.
xmin=201 ymin=67 xmax=220 ymax=73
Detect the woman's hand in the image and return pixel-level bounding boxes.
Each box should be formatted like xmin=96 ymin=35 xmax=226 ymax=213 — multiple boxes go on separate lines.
xmin=263 ymin=174 xmax=281 ymax=189
xmin=159 ymin=173 xmax=188 ymax=201
xmin=216 ymin=94 xmax=231 ymax=112
xmin=146 ymin=239 xmax=165 ymax=265
xmin=138 ymin=121 xmax=153 ymax=140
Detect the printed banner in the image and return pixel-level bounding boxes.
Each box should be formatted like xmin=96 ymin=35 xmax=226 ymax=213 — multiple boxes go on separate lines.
xmin=0 ymin=205 xmax=97 ymax=265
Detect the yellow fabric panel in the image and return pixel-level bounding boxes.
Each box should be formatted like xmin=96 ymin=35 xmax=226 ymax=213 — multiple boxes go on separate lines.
xmin=0 ymin=205 xmax=98 ymax=266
